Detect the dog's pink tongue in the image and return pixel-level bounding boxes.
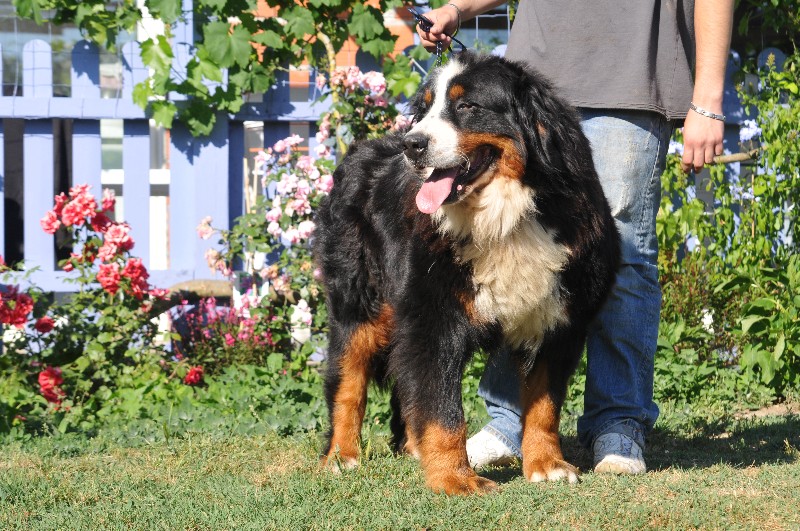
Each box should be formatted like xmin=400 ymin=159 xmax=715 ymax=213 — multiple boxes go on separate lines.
xmin=415 ymin=169 xmax=457 ymax=214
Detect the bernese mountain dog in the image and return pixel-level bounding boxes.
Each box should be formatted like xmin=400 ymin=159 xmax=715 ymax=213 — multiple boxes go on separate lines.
xmin=313 ymin=51 xmax=620 ymax=494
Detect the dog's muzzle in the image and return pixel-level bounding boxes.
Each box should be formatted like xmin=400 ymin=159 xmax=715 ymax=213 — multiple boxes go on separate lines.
xmin=403 ymin=133 xmax=429 ymax=164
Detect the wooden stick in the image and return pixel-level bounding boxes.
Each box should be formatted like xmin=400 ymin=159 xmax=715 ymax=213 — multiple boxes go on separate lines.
xmin=712 ymin=149 xmax=760 ymax=165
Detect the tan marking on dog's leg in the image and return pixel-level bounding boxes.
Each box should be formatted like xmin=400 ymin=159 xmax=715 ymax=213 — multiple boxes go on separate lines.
xmin=404 ymin=426 xmax=420 ymax=459
xmin=419 ymin=422 xmax=498 ymax=495
xmin=323 ymin=306 xmax=393 ymax=470
xmin=520 ymin=360 xmax=579 ymax=483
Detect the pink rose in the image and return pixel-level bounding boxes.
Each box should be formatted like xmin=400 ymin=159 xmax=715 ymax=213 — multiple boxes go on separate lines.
xmin=283 ymin=227 xmax=301 ymax=245
xmin=314 ymin=144 xmax=331 ymax=159
xmin=97 ymin=241 xmax=119 ymax=263
xmin=361 ymin=71 xmax=387 ymax=95
xmin=104 ymin=223 xmax=134 ymax=252
xmin=317 ymin=174 xmax=334 ymax=194
xmin=53 ymin=193 xmax=68 ymax=215
xmin=40 ymin=211 xmax=61 ymax=234
xmin=266 ymin=207 xmax=282 ymax=223
xmin=393 ymin=114 xmax=413 ymax=131
xmin=284 ymin=134 xmax=303 ymax=147
xmin=61 ymin=185 xmax=98 ymax=227
xmin=148 ymin=288 xmax=170 ymax=299
xmin=267 ymin=221 xmax=282 ymax=238
xmin=295 ymin=179 xmax=311 ymax=199
xmin=297 ymin=220 xmax=316 ymax=240
xmin=102 ymin=188 xmax=116 ymax=212
xmin=196 ymin=216 xmax=214 ymax=240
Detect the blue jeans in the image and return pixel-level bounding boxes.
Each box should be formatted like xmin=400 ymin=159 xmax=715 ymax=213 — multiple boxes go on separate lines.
xmin=478 ymin=109 xmax=670 ymax=453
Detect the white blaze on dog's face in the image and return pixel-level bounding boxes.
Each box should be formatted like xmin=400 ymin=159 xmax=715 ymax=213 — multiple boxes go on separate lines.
xmin=406 ymin=60 xmax=464 ymax=171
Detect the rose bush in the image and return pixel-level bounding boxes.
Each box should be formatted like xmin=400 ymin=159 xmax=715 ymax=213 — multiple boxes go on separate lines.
xmin=0 ymin=185 xmax=188 ymax=431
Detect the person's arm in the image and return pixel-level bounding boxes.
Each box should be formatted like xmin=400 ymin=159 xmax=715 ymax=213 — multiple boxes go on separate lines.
xmin=415 ymin=0 xmax=507 ymax=50
xmin=681 ymin=0 xmax=734 ymax=173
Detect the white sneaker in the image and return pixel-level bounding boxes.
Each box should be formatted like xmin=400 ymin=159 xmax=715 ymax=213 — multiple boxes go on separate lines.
xmin=466 ymin=428 xmax=517 ymax=469
xmin=592 ymin=432 xmax=646 ymax=475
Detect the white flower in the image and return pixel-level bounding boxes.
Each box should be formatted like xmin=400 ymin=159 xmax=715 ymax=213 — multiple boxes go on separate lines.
xmin=739 ymin=119 xmax=761 ymax=143
xmin=290 ymin=299 xmax=313 ymax=344
xmin=701 ymin=308 xmax=714 ymax=334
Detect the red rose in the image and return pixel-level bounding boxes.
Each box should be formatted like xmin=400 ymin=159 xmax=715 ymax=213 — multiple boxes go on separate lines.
xmin=34 ymin=316 xmax=55 ymax=334
xmin=96 ymin=262 xmax=121 ymax=295
xmin=123 ymin=258 xmax=150 ymax=299
xmin=90 ymin=211 xmax=112 ymax=233
xmin=183 ymin=366 xmax=204 ymax=385
xmin=1 ymin=287 xmax=34 ymax=328
xmin=38 ymin=367 xmax=66 ymax=404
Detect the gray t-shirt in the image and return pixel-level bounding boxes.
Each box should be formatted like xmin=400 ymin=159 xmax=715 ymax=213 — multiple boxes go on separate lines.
xmin=505 ymin=0 xmax=696 ymax=120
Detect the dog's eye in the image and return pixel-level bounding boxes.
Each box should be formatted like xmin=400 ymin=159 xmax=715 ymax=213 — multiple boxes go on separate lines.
xmin=457 ymin=101 xmax=475 ymax=111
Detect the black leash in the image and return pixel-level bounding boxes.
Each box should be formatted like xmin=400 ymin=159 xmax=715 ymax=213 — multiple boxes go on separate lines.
xmin=407 ymin=7 xmax=467 ymax=67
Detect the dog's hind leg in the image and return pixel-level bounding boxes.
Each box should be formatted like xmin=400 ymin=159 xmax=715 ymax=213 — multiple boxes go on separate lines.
xmin=518 ymin=337 xmax=583 ymax=484
xmin=321 ymin=304 xmax=394 ymax=470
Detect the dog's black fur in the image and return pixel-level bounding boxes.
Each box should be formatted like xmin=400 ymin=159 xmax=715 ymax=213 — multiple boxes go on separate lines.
xmin=313 ymin=52 xmax=620 ymax=494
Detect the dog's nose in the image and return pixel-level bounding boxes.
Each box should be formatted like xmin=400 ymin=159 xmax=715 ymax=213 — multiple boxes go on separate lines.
xmin=403 ymin=134 xmax=429 ymax=160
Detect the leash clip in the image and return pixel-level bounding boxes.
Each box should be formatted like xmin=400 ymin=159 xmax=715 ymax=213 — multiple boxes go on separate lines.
xmin=407 ymin=7 xmax=467 ymax=67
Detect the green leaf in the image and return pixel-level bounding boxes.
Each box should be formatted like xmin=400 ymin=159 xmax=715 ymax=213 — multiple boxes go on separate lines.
xmin=740 ymin=314 xmax=768 ymax=334
xmin=141 ymin=35 xmax=173 ymax=72
xmin=131 ymin=82 xmax=152 ymax=109
xmin=267 ymin=353 xmax=284 ymax=372
xmin=251 ymin=30 xmax=284 ymax=49
xmin=348 ymin=4 xmax=384 ymax=41
xmin=757 ymin=349 xmax=776 ymax=383
xmin=204 ymin=22 xmax=253 ymax=68
xmin=359 ymin=37 xmax=395 ymax=59
xmin=774 ymin=333 xmax=786 ymax=359
xmin=151 ymin=100 xmax=177 ymax=129
xmin=12 ymin=0 xmax=43 ymax=23
xmin=284 ymin=6 xmax=316 ymax=39
xmin=145 ymin=0 xmax=181 ymax=24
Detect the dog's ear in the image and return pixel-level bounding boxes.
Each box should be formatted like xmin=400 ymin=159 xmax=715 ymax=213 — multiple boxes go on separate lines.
xmin=513 ymin=70 xmax=588 ymax=177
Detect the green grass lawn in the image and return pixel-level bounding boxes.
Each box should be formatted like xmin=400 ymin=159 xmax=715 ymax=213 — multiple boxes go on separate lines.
xmin=2 ymin=403 xmax=799 ymax=530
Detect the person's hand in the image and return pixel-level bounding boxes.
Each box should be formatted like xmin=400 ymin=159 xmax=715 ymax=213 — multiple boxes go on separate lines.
xmin=681 ymin=106 xmax=725 ymax=173
xmin=415 ymin=7 xmax=459 ymax=51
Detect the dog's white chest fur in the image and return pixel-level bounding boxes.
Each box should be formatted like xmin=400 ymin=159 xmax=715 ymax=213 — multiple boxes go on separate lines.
xmin=435 ymin=178 xmax=570 ymax=352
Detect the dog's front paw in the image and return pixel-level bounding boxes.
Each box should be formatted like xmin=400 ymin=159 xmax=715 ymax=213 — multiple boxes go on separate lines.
xmin=524 ymin=458 xmax=579 ymax=484
xmin=320 ymin=449 xmax=359 ymax=473
xmin=427 ymin=470 xmax=499 ymax=495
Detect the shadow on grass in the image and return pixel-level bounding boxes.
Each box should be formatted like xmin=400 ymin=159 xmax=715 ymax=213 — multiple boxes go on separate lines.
xmin=646 ymin=414 xmax=800 ymax=470
xmin=478 ymin=414 xmax=800 ymax=484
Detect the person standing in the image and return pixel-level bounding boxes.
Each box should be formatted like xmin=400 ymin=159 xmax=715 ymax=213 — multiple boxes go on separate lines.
xmin=415 ymin=0 xmax=733 ymax=474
